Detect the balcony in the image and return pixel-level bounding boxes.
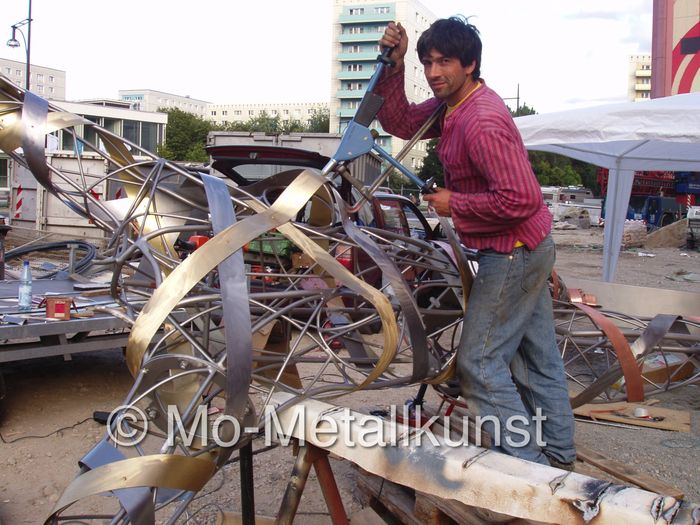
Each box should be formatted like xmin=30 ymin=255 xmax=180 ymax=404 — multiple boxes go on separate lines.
xmin=635 ymin=69 xmax=652 ymax=77
xmin=635 ymin=83 xmax=651 ymax=91
xmin=336 ymin=89 xmax=365 ymax=99
xmin=337 ymin=70 xmax=373 ymax=81
xmin=339 ymin=12 xmax=394 ymax=24
xmin=337 ymin=51 xmax=381 ymax=62
xmin=339 ymin=31 xmax=384 ymax=44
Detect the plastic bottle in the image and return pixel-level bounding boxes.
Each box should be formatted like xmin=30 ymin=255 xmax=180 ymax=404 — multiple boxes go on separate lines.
xmin=18 ymin=260 xmax=32 ymax=311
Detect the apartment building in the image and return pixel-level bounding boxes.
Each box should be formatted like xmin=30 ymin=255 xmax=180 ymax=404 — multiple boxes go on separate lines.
xmin=0 ymin=57 xmax=65 ymax=100
xmin=628 ymin=54 xmax=652 ymax=102
xmin=207 ymin=102 xmax=328 ymax=128
xmin=118 ymin=89 xmax=209 ymax=118
xmin=330 ymin=0 xmax=436 ymax=169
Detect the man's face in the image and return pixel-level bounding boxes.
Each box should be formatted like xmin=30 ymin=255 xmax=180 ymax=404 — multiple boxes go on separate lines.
xmin=421 ymin=49 xmax=476 ymax=106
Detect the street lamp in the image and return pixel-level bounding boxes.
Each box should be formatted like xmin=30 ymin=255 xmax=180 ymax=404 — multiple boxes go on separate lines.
xmin=6 ymin=0 xmax=32 ymax=90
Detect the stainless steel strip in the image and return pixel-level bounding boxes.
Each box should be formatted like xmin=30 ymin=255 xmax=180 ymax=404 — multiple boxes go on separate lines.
xmin=202 ymin=174 xmax=253 ymax=431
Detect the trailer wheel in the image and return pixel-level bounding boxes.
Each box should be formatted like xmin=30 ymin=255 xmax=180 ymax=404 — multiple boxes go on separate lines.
xmin=660 ymin=213 xmax=674 ymax=228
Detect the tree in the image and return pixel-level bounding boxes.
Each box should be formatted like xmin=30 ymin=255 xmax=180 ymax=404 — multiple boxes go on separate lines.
xmin=158 ymin=108 xmax=216 ymax=162
xmin=508 ymin=103 xmax=537 ymax=117
xmin=417 ymin=138 xmax=444 ymax=187
xmin=241 ymin=111 xmax=281 ymax=133
xmin=306 ymin=108 xmax=330 ymax=133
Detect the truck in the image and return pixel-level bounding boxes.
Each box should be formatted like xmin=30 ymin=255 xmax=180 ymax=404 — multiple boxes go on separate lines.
xmin=597 ymin=169 xmax=698 ymax=229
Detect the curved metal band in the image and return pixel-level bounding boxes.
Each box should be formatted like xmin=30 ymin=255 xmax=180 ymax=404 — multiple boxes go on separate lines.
xmin=201 ymin=174 xmax=252 ymax=426
xmin=126 ymin=169 xmax=326 ymax=375
xmin=20 ymin=91 xmax=50 ymax=189
xmin=46 ymin=455 xmax=215 ymax=525
xmin=336 ymin=188 xmax=431 ymax=382
xmin=571 ymin=312 xmax=682 ymax=407
xmin=570 ymin=303 xmax=644 ymax=406
xmin=273 ymin=220 xmax=399 ymax=389
xmin=424 ymin=214 xmax=473 ymax=385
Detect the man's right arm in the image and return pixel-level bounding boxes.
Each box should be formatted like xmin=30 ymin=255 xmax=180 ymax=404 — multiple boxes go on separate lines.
xmin=375 ymin=22 xmax=441 ymax=139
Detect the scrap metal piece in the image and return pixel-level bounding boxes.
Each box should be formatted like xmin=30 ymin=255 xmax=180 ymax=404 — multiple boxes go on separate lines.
xmin=270 ymin=394 xmax=700 ymax=525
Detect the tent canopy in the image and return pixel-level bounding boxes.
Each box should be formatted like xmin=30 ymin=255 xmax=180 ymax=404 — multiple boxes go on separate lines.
xmin=515 ymin=92 xmax=700 ymax=281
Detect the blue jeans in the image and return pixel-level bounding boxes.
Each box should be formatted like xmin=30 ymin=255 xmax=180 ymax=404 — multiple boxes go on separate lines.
xmin=456 ymin=235 xmax=575 ymax=465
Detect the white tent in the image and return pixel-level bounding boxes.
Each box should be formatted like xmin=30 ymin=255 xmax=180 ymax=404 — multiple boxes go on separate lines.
xmin=515 ymin=92 xmax=700 ymax=281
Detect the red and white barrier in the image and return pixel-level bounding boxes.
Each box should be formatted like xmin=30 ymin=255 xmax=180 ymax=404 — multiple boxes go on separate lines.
xmin=14 ymin=184 xmax=22 ymax=219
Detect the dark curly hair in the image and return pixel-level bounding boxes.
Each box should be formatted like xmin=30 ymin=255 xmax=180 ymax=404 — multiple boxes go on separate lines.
xmin=417 ymin=16 xmax=482 ymax=79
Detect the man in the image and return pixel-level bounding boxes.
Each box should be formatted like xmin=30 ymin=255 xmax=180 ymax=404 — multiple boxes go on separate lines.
xmin=376 ymin=17 xmax=575 ymax=469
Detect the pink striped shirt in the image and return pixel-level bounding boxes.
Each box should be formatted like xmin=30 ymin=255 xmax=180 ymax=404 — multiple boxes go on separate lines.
xmin=375 ymin=71 xmax=552 ymax=253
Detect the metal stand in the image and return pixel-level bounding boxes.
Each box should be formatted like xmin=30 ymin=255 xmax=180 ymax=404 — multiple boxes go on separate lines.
xmin=240 ymin=441 xmax=255 ymax=525
xmin=276 ymin=441 xmax=349 ymax=525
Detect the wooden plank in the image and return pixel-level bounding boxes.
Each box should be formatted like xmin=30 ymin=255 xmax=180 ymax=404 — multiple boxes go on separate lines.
xmin=349 ymin=507 xmax=389 ymax=525
xmin=414 ymin=492 xmax=451 ymax=525
xmin=574 ymin=401 xmax=691 ymax=432
xmin=576 ymin=445 xmax=685 ymax=500
xmin=355 ymin=468 xmax=425 ymax=525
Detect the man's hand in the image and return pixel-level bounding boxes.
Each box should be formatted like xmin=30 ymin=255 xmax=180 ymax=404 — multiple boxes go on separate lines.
xmin=421 ymin=187 xmax=452 ymax=217
xmin=379 ymin=22 xmax=407 ymax=73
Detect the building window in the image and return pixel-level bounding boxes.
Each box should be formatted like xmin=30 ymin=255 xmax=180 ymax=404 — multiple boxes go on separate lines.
xmin=349 ymin=26 xmax=364 ymax=34
xmin=373 ymin=45 xmax=381 ymax=52
xmin=36 ymin=73 xmax=43 ymax=82
xmin=222 ymin=110 xmax=228 ymax=116
xmin=234 ymin=110 xmax=242 ymax=116
xmin=16 ymin=69 xmax=22 ymax=76
xmin=347 ymin=64 xmax=363 ymax=72
xmin=4 ymin=67 xmax=10 ymax=75
xmin=211 ymin=111 xmax=217 ymax=116
xmin=49 ymin=86 xmax=54 ymax=94
xmin=0 ymin=158 xmax=8 ymax=188
xmin=37 ymin=85 xmax=43 ymax=93
xmin=349 ymin=8 xmax=364 ymax=15
xmin=249 ymin=110 xmax=254 ymax=115
xmin=272 ymin=110 xmax=278 ymax=115
xmin=49 ymin=75 xmax=54 ymax=82
xmin=284 ymin=109 xmax=289 ymax=115
xmin=347 ymin=45 xmax=361 ymax=54
xmin=374 ymin=7 xmax=390 ymax=14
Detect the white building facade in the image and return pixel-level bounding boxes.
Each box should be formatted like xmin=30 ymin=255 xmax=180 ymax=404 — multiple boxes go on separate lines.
xmin=207 ymin=102 xmax=328 ymax=128
xmin=0 ymin=57 xmax=66 ymax=100
xmin=119 ymin=89 xmax=210 ymax=118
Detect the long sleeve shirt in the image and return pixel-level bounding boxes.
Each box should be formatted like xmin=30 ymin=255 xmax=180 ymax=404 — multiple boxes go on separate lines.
xmin=375 ymin=70 xmax=552 ymax=253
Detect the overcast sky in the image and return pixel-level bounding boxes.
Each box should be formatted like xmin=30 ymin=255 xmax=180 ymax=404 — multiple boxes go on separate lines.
xmin=2 ymin=0 xmax=652 ymax=114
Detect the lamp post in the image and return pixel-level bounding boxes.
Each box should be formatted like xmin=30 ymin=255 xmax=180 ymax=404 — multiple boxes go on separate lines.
xmin=6 ymin=0 xmax=32 ymax=90
xmin=503 ymin=84 xmax=521 ymax=115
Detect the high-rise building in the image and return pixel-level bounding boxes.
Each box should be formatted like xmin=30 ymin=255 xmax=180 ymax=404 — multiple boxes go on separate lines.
xmin=0 ymin=57 xmax=66 ymax=100
xmin=628 ymin=54 xmax=652 ymax=101
xmin=330 ymin=0 xmax=436 ymax=171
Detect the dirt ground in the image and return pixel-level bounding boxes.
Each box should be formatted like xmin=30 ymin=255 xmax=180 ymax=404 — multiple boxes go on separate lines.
xmin=0 ymin=225 xmax=698 ymax=524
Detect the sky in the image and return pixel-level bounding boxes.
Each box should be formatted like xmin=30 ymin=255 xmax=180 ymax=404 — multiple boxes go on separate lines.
xmin=2 ymin=0 xmax=653 ymax=114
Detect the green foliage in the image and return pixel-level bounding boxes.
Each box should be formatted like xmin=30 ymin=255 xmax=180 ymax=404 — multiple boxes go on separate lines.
xmin=160 ymin=108 xmax=216 ymax=162
xmin=306 ymin=108 xmax=330 ymax=133
xmin=160 ymin=106 xmax=331 ymax=163
xmin=508 ymin=103 xmax=537 ymax=117
xmin=529 ymin=151 xmax=582 ymax=186
xmin=417 ymin=138 xmax=444 ymax=187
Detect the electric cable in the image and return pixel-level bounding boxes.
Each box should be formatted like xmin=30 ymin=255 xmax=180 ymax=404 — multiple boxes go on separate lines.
xmin=0 ymin=417 xmax=92 ymax=443
xmin=6 ymin=240 xmax=98 ymax=278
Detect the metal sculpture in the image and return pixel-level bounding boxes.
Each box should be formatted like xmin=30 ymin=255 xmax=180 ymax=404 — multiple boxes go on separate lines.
xmin=1 ymin=51 xmax=698 ymax=521
xmin=0 ymin=65 xmax=474 ymax=522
